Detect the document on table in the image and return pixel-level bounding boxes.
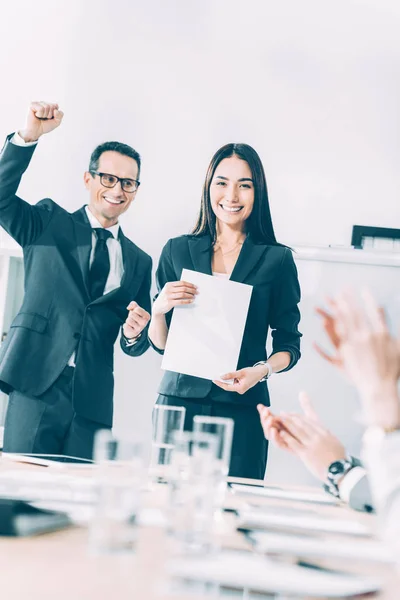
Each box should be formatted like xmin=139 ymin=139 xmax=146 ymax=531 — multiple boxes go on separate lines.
xmin=167 ymin=550 xmax=382 ymax=597
xmin=161 ymin=269 xmax=253 ymax=381
xmin=230 ymin=483 xmax=339 ymax=505
xmin=247 ymin=530 xmax=394 ymax=564
xmin=237 ymin=508 xmax=371 ymax=537
xmin=1 ymin=453 xmax=95 ymax=468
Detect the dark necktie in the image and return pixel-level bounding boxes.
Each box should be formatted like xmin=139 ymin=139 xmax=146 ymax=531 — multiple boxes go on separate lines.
xmin=89 ymin=228 xmax=113 ymax=300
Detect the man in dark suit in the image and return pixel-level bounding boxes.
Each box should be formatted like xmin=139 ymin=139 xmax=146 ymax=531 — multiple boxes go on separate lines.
xmin=0 ymin=101 xmax=152 ymax=460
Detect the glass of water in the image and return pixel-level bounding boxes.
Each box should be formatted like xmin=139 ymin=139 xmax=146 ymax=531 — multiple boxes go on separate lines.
xmin=193 ymin=416 xmax=234 ymax=507
xmin=89 ymin=429 xmax=144 ymax=555
xmin=150 ymin=405 xmax=186 ymax=477
xmin=193 ymin=416 xmax=234 ymax=474
xmin=167 ymin=430 xmax=220 ymax=555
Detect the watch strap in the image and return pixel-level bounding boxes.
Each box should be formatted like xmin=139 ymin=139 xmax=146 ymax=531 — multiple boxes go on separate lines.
xmin=253 ymin=361 xmax=272 ymax=382
xmin=325 ymin=456 xmax=356 ymax=498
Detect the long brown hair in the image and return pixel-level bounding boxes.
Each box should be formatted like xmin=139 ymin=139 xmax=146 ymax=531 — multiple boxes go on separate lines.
xmin=192 ymin=143 xmax=280 ymax=245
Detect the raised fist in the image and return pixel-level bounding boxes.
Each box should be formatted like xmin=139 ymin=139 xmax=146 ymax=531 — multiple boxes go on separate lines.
xmin=19 ymin=101 xmax=64 ymax=142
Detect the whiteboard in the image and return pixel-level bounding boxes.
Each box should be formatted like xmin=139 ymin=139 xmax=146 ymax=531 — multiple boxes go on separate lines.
xmin=265 ymin=247 xmax=400 ymax=485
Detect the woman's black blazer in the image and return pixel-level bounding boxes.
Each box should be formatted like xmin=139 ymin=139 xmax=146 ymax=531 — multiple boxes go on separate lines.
xmin=151 ymin=234 xmax=302 ymax=407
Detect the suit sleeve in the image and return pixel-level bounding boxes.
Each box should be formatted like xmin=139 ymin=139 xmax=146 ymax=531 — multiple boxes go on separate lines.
xmin=120 ymin=256 xmax=152 ymax=357
xmin=0 ymin=134 xmax=53 ymax=246
xmin=269 ymin=248 xmax=302 ymax=371
xmin=148 ymin=238 xmax=176 ymax=355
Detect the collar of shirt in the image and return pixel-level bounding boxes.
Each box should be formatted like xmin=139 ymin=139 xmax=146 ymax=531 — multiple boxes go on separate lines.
xmin=84 ymin=206 xmax=120 ymax=240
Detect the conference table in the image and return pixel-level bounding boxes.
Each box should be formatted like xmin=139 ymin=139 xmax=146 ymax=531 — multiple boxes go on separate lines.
xmin=0 ymin=458 xmax=398 ymax=600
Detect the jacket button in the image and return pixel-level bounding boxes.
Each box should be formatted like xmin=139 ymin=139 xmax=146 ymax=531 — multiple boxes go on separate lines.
xmin=73 ymin=333 xmax=81 ymax=339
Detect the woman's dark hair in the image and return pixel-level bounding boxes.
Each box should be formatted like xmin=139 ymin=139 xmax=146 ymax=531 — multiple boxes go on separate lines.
xmin=192 ymin=143 xmax=280 ymax=245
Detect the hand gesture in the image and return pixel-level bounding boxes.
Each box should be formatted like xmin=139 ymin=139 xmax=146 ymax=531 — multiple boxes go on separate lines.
xmin=333 ymin=290 xmax=400 ymax=426
xmin=257 ymin=392 xmax=346 ymax=482
xmin=314 ymin=300 xmax=344 ymax=370
xmin=123 ymin=301 xmax=150 ymax=340
xmin=152 ymin=281 xmax=197 ymax=316
xmin=20 ymin=101 xmax=64 ymax=142
xmin=213 ymin=365 xmax=266 ymax=395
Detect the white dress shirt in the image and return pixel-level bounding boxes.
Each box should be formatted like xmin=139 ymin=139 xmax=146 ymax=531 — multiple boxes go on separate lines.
xmin=84 ymin=206 xmax=124 ymax=294
xmin=362 ymin=428 xmax=400 ymax=560
xmin=10 ymin=132 xmax=127 ymax=365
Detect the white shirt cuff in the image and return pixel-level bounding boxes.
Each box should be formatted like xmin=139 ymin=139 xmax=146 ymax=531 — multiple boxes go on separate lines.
xmin=11 ymin=132 xmax=38 ymax=147
xmin=362 ymin=429 xmax=400 ymax=511
xmin=124 ymin=332 xmax=141 ymax=347
xmin=338 ymin=466 xmax=367 ymax=504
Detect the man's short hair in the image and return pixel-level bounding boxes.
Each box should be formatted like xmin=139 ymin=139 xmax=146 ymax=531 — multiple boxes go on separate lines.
xmin=89 ymin=141 xmax=141 ymax=179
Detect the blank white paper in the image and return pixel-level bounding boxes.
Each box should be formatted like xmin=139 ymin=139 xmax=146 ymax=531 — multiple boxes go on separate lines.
xmin=167 ymin=551 xmax=381 ymax=597
xmin=249 ymin=530 xmax=394 ymax=564
xmin=237 ymin=509 xmax=371 ymax=537
xmin=230 ymin=483 xmax=339 ymax=505
xmin=161 ymin=269 xmax=253 ymax=381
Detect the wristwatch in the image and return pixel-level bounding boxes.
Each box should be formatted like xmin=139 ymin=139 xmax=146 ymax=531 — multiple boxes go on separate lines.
xmin=324 ymin=456 xmax=356 ymax=498
xmin=253 ymin=361 xmax=272 ymax=382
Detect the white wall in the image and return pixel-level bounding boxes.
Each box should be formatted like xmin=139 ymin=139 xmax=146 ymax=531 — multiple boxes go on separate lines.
xmin=1 ymin=0 xmax=400 ymax=479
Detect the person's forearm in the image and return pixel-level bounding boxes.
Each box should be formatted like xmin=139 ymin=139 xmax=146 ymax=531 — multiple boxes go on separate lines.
xmin=361 ymin=384 xmax=400 ymax=429
xmin=254 ymin=351 xmax=291 ymax=381
xmin=17 ymin=130 xmax=40 ymax=143
xmin=148 ymin=313 xmax=169 ymax=351
xmin=268 ymin=351 xmax=291 ymax=374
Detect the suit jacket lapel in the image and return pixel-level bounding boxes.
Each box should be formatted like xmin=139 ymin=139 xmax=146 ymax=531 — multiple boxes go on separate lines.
xmin=118 ymin=229 xmax=138 ymax=292
xmin=188 ymin=235 xmax=212 ymax=276
xmin=71 ymin=207 xmax=93 ymax=300
xmin=188 ymin=234 xmax=268 ymax=282
xmin=230 ymin=236 xmax=268 ymax=283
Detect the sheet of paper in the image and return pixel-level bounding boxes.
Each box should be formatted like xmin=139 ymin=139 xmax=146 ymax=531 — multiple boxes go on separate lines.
xmin=230 ymin=483 xmax=339 ymax=505
xmin=237 ymin=508 xmax=371 ymax=537
xmin=0 ymin=469 xmax=97 ymax=505
xmin=162 ymin=269 xmax=253 ymax=381
xmin=248 ymin=530 xmax=394 ymax=564
xmin=1 ymin=453 xmax=95 ymax=468
xmin=28 ymin=504 xmax=168 ymax=528
xmin=167 ymin=550 xmax=381 ymax=597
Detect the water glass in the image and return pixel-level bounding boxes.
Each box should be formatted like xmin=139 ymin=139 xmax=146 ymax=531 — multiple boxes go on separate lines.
xmin=167 ymin=430 xmax=220 ymax=554
xmin=89 ymin=429 xmax=144 ymax=555
xmin=150 ymin=405 xmax=186 ymax=474
xmin=193 ymin=416 xmax=234 ymax=506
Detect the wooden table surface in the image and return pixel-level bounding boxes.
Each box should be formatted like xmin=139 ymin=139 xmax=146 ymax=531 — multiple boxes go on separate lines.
xmin=0 ymin=460 xmax=398 ymax=600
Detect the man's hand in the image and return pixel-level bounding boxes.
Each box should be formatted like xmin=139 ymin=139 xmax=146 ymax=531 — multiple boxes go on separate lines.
xmin=123 ymin=301 xmax=150 ymax=340
xmin=152 ymin=281 xmax=198 ymax=316
xmin=213 ymin=365 xmax=267 ymax=395
xmin=257 ymin=392 xmax=346 ymax=482
xmin=19 ymin=101 xmax=64 ymax=142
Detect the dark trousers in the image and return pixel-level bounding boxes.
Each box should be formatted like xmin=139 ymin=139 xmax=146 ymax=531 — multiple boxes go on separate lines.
xmin=157 ymin=394 xmax=268 ymax=480
xmin=3 ymin=367 xmax=109 ymax=461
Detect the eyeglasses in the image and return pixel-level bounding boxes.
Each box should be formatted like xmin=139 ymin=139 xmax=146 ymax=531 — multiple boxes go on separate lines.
xmin=90 ymin=171 xmax=140 ymax=193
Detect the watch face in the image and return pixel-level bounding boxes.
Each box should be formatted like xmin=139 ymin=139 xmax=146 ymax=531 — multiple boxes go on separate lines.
xmin=328 ymin=461 xmax=346 ymax=475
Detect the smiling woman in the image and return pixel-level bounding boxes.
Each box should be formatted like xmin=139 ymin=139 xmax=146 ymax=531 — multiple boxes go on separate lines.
xmin=148 ymin=143 xmax=302 ymax=480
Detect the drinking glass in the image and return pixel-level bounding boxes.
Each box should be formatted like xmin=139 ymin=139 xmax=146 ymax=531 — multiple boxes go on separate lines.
xmin=89 ymin=429 xmax=144 ymax=555
xmin=167 ymin=430 xmax=220 ymax=554
xmin=193 ymin=416 xmax=234 ymax=507
xmin=150 ymin=405 xmax=186 ymax=478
